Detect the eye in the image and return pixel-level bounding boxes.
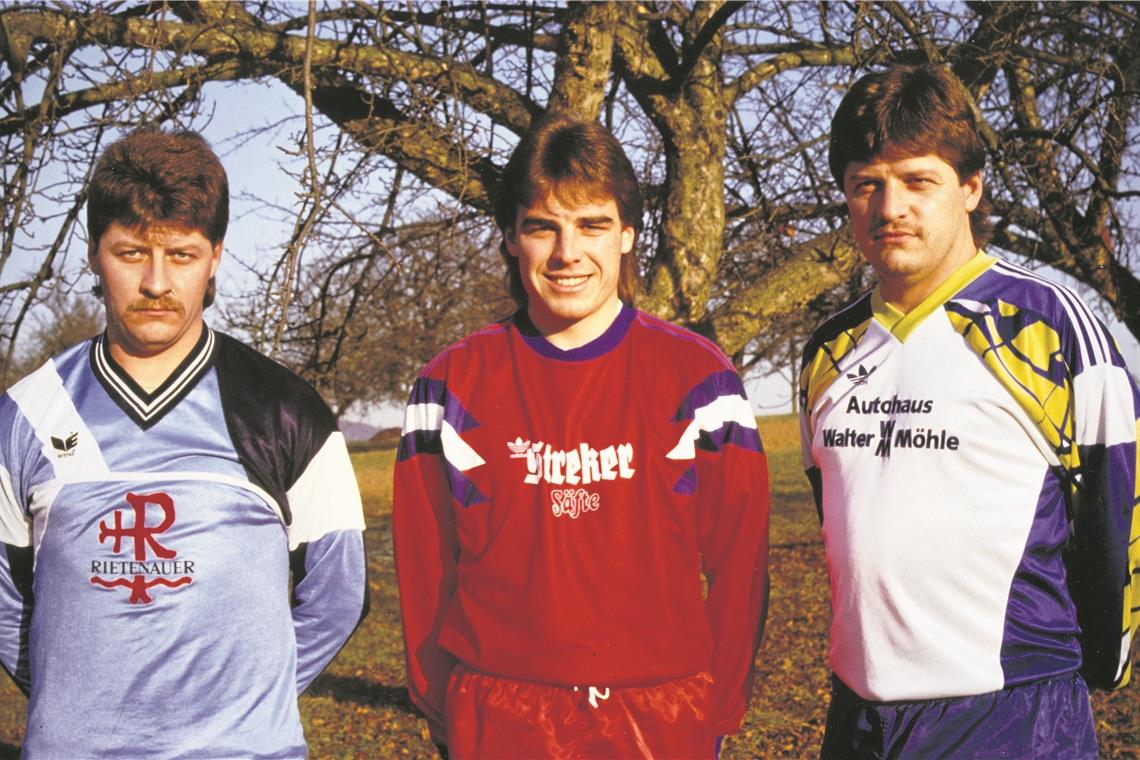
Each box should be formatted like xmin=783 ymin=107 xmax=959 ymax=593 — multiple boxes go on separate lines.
xmin=169 ymin=250 xmax=197 ymax=262
xmin=522 ymin=225 xmax=555 ymax=238
xmin=116 ymin=248 xmax=146 ymax=261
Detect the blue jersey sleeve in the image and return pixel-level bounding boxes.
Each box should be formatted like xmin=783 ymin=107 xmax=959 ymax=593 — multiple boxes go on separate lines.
xmin=285 ymin=432 xmax=368 ymax=693
xmin=0 ymin=395 xmax=36 ymax=694
xmin=291 ymin=529 xmax=368 ymax=692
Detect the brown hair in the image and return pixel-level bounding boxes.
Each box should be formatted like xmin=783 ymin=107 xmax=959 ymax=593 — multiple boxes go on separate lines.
xmin=495 ymin=115 xmax=643 ymax=307
xmin=87 ymin=130 xmax=229 ymax=306
xmin=829 ymin=64 xmax=991 ymax=246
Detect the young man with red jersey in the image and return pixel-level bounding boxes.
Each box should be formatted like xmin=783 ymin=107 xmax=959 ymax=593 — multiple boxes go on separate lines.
xmin=393 ymin=115 xmax=770 ymax=758
xmin=800 ymin=65 xmax=1139 ymax=758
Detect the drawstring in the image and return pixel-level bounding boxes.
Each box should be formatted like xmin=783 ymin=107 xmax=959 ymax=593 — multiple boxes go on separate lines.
xmin=572 ymin=685 xmax=612 ymax=708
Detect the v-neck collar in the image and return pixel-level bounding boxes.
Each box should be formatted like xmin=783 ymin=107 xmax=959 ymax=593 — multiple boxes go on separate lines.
xmin=515 ymin=303 xmax=635 ymax=361
xmin=90 ymin=327 xmax=217 ymax=429
xmin=872 ymin=251 xmax=995 ymax=342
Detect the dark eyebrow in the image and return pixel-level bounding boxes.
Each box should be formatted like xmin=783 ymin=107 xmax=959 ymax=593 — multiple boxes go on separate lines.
xmin=578 ymin=215 xmax=615 ymax=225
xmin=109 ymin=239 xmax=148 ymax=250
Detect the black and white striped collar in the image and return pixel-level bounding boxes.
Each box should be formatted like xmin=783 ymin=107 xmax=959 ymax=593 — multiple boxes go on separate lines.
xmin=91 ymin=327 xmax=217 ymax=429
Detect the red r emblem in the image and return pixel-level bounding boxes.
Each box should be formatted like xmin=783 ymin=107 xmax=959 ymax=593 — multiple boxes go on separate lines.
xmin=89 ymin=492 xmax=193 ymax=603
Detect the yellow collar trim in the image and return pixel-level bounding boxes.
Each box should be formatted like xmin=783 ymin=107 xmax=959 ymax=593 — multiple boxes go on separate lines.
xmin=872 ymin=251 xmax=995 ymax=341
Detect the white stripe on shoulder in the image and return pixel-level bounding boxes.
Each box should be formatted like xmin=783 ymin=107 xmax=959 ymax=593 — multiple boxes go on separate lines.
xmin=442 ymin=421 xmax=486 ymax=471
xmin=7 ymin=358 xmax=109 ymax=481
xmin=666 ymin=393 xmax=757 ymax=461
xmin=401 ymin=401 xmax=485 ymax=471
xmin=285 ymin=432 xmax=365 ymax=550
xmin=402 ymin=401 xmax=442 ymax=435
xmin=1071 ymin=365 xmax=1137 ymax=447
xmin=992 ymin=261 xmax=1109 ymax=366
xmin=0 ymin=467 xmax=30 ymax=547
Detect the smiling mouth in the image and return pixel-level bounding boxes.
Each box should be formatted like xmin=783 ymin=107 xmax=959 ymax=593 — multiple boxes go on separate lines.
xmin=546 ymin=274 xmax=590 ymax=288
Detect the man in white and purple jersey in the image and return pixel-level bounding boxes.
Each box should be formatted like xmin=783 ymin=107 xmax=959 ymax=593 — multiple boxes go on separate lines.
xmin=800 ymin=64 xmax=1138 ymax=758
xmin=0 ymin=130 xmax=368 ymax=757
xmin=393 ymin=115 xmax=770 ymax=758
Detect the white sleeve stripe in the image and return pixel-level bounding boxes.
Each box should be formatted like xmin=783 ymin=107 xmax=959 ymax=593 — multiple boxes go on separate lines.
xmin=8 ymin=359 xmax=109 ymax=480
xmin=401 ymin=401 xmax=485 ymax=472
xmin=0 ymin=467 xmax=30 ymax=547
xmin=441 ymin=421 xmax=486 ymax=471
xmin=1071 ymin=365 xmax=1137 ymax=447
xmin=1117 ymin=630 xmax=1132 ymax=683
xmin=285 ymin=432 xmax=365 ymax=550
xmin=402 ymin=401 xmax=443 ymax=436
xmin=666 ymin=394 xmax=757 ymax=460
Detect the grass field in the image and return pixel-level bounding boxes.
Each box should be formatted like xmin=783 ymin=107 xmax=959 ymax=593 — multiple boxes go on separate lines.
xmin=0 ymin=415 xmax=1135 ymax=757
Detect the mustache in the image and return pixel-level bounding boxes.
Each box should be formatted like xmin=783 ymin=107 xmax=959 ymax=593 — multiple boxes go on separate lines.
xmin=872 ymin=221 xmax=921 ymax=236
xmin=127 ymin=295 xmax=185 ymax=315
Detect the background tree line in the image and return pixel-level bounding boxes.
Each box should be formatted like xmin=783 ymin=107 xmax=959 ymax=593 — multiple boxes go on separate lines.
xmin=1 ymin=1 xmax=1137 ymax=418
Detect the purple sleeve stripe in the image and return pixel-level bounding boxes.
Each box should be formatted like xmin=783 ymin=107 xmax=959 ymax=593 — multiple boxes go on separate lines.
xmin=448 ymin=465 xmax=489 ymax=508
xmin=406 ymin=377 xmax=480 ymax=434
xmin=988 ymin=261 xmax=1112 ymax=371
xmin=698 ymin=421 xmax=764 ymax=454
xmin=443 ymin=393 xmax=480 ymax=435
xmin=407 ymin=377 xmax=447 ymax=406
xmin=672 ymin=465 xmax=698 ymax=495
xmin=397 ymin=429 xmax=441 ymax=462
xmin=674 ymin=370 xmax=748 ymax=422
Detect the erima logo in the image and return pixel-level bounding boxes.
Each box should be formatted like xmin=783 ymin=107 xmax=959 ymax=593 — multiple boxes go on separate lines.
xmin=51 ymin=432 xmax=79 ymax=456
xmin=846 ymin=364 xmax=877 ymax=386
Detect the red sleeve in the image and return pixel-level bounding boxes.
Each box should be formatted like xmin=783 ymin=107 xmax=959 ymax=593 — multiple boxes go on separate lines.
xmin=392 ymin=442 xmax=459 ymax=744
xmin=697 ymin=442 xmax=770 ymax=734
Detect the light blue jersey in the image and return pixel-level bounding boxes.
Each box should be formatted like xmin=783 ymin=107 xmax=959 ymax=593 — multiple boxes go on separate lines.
xmin=0 ymin=328 xmax=368 ymax=758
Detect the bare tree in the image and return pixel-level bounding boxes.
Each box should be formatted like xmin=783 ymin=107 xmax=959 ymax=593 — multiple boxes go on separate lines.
xmin=0 ymin=1 xmax=1137 ymax=408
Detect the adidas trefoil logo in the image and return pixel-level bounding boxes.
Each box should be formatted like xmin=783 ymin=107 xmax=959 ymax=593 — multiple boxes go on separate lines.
xmin=846 ymin=364 xmax=877 ymax=387
xmin=51 ymin=432 xmax=79 ymax=456
xmin=507 ymin=437 xmax=531 ymax=459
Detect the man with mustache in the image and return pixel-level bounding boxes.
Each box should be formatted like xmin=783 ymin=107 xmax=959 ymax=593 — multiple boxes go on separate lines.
xmin=799 ymin=64 xmax=1139 ymax=758
xmin=0 ymin=130 xmax=368 ymax=757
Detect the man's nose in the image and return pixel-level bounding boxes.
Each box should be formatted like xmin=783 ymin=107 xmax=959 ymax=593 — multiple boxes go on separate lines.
xmin=877 ymin=182 xmax=908 ymax=221
xmin=140 ymin=255 xmax=172 ymax=297
xmin=550 ymin=230 xmax=583 ymax=265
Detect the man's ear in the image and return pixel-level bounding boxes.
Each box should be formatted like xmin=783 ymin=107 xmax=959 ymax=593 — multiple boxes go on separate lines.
xmin=503 ymin=227 xmax=520 ymax=259
xmin=962 ymin=170 xmax=984 ymax=213
xmin=87 ymin=238 xmax=101 ymax=276
xmin=209 ymin=240 xmax=223 ymax=278
xmin=620 ymin=225 xmax=635 ymax=255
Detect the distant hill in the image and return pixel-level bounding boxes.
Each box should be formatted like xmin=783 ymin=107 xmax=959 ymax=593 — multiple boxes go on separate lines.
xmin=368 ymin=427 xmax=402 ymax=449
xmin=339 ymin=420 xmax=380 ymax=442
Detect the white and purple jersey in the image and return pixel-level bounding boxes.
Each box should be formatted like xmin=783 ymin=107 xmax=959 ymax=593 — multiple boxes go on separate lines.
xmin=0 ymin=327 xmax=367 ymax=758
xmin=800 ymin=252 xmax=1139 ymax=702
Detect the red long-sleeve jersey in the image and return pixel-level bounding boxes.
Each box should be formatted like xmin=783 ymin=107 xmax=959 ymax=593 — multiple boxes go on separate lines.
xmin=393 ymin=306 xmax=770 ymax=741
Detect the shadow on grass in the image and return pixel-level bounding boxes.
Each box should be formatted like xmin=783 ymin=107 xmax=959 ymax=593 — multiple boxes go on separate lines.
xmin=306 ymin=674 xmax=418 ymax=714
xmin=0 ymin=741 xmax=19 ymax=759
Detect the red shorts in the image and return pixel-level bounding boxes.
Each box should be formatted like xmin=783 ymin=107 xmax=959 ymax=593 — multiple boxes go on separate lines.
xmin=445 ymin=664 xmax=718 ymax=759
